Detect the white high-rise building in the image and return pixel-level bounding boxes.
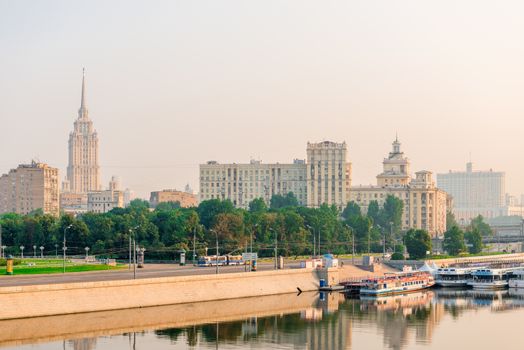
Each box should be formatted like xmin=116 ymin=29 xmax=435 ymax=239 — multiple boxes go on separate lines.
xmin=437 ymin=163 xmax=506 ymax=223
xmin=66 ymin=69 xmax=101 ymax=194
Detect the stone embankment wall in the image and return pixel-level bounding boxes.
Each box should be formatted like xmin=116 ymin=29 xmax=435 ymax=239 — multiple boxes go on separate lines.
xmin=0 ymin=267 xmax=338 ymax=320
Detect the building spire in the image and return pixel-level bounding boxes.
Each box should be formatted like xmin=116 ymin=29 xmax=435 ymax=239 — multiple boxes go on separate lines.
xmin=78 ymin=68 xmax=88 ymax=119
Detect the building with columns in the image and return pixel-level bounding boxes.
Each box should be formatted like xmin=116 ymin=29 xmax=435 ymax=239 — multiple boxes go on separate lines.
xmin=199 ymin=141 xmax=351 ymax=209
xmin=350 ymin=139 xmax=448 ymax=236
xmin=306 ymin=141 xmax=351 ymax=208
xmin=0 ymin=161 xmax=59 ymax=216
xmin=66 ymin=69 xmax=101 ymax=194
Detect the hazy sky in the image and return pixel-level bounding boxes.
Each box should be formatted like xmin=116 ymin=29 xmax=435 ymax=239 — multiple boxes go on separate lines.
xmin=2 ymin=1 xmax=524 ymax=199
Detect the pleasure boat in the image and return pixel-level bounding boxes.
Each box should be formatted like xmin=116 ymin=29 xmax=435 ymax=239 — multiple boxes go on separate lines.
xmin=509 ymin=269 xmax=524 ymax=289
xmin=359 ymin=271 xmax=435 ymax=296
xmin=435 ymin=267 xmax=474 ymax=287
xmin=467 ymin=268 xmax=513 ymax=290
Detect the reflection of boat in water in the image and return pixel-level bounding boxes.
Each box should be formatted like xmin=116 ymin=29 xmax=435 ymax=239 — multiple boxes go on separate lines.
xmin=360 ymin=271 xmax=435 ymax=296
xmin=359 ymin=291 xmax=434 ymax=311
xmin=435 ymin=267 xmax=474 ymax=287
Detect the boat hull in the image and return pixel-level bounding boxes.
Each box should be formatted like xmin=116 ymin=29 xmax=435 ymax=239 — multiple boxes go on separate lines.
xmin=435 ymin=280 xmax=469 ymax=288
xmin=509 ymin=280 xmax=524 ymax=289
xmin=467 ymin=281 xmax=508 ymax=290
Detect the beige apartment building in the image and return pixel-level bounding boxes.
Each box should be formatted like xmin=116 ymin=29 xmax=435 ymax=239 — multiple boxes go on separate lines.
xmin=200 ymin=159 xmax=308 ymax=208
xmin=60 ymin=192 xmax=88 ymax=215
xmin=0 ymin=161 xmax=59 ymax=216
xmin=306 ymin=141 xmax=351 ymax=209
xmin=150 ymin=189 xmax=198 ymax=208
xmin=350 ymin=139 xmax=448 ymax=236
xmin=87 ymin=189 xmax=124 ymax=213
xmin=66 ymin=69 xmax=101 ymax=194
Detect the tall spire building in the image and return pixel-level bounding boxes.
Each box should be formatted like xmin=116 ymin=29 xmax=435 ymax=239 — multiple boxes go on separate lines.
xmin=66 ymin=69 xmax=101 ymax=193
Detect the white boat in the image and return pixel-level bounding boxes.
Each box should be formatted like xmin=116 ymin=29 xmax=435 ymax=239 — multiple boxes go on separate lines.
xmin=359 ymin=271 xmax=435 ymax=296
xmin=467 ymin=268 xmax=512 ymax=290
xmin=435 ymin=267 xmax=474 ymax=287
xmin=509 ymin=269 xmax=524 ymax=289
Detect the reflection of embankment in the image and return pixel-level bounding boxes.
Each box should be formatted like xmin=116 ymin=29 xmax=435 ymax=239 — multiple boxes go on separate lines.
xmin=0 ymin=292 xmax=318 ymax=348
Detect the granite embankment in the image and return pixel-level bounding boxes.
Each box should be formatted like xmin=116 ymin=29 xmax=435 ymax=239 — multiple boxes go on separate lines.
xmin=0 ymin=267 xmax=338 ymax=320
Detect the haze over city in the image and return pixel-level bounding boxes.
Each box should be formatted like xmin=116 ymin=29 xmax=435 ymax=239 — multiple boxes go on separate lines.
xmin=2 ymin=0 xmax=524 ymax=198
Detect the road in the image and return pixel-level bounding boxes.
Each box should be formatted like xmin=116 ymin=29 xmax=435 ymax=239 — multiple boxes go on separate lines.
xmin=0 ymin=261 xmax=301 ymax=287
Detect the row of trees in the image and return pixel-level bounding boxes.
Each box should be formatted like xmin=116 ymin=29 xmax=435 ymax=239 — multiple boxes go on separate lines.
xmin=0 ymin=193 xmax=405 ymax=260
xmin=0 ymin=193 xmax=492 ymax=260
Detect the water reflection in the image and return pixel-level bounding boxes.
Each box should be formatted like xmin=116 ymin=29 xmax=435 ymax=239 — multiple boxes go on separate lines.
xmin=5 ymin=289 xmax=524 ymax=350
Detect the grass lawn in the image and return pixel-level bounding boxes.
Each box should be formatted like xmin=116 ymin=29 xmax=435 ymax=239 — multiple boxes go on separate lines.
xmin=0 ymin=259 xmax=125 ymax=275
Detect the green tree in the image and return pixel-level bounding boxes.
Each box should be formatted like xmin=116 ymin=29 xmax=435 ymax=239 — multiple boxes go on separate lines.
xmin=367 ymin=200 xmax=380 ymax=224
xmin=270 ymin=192 xmax=299 ymax=209
xmin=248 ymin=198 xmax=268 ymax=213
xmin=470 ymin=215 xmax=493 ymax=237
xmin=465 ymin=227 xmax=483 ymax=254
xmin=443 ymin=226 xmax=466 ymax=256
xmin=404 ymin=229 xmax=431 ymax=260
xmin=155 ymin=201 xmax=181 ymax=211
xmin=197 ymin=199 xmax=234 ymax=229
xmin=380 ymin=195 xmax=403 ymax=231
xmin=341 ymin=201 xmax=361 ymax=221
xmin=446 ymin=210 xmax=458 ymax=231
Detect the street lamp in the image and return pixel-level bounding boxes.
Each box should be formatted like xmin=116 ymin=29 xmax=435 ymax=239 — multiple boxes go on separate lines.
xmin=250 ymin=224 xmax=257 ymax=272
xmin=306 ymin=224 xmax=316 ymax=257
xmin=269 ymin=228 xmax=278 ymax=270
xmin=33 ymin=245 xmax=37 ymax=258
xmin=40 ymin=246 xmax=44 ymax=259
xmin=20 ymin=245 xmax=24 ymax=259
xmin=210 ymin=229 xmax=219 ymax=275
xmin=345 ymin=224 xmax=355 ymax=265
xmin=85 ymin=247 xmax=90 ymax=260
xmin=1 ymin=246 xmax=6 ymax=258
xmin=63 ymin=224 xmax=73 ymax=273
xmin=129 ymin=226 xmax=139 ymax=270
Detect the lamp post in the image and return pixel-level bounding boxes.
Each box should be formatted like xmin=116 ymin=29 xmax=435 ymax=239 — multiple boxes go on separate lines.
xmin=40 ymin=246 xmax=44 ymax=259
xmin=345 ymin=224 xmax=355 ymax=265
xmin=85 ymin=247 xmax=90 ymax=260
xmin=193 ymin=225 xmax=197 ymax=266
xmin=270 ymin=228 xmax=278 ymax=270
xmin=63 ymin=224 xmax=73 ymax=273
xmin=306 ymin=225 xmax=315 ymax=258
xmin=210 ymin=229 xmax=219 ymax=275
xmin=129 ymin=226 xmax=139 ymax=271
xmin=20 ymin=245 xmax=24 ymax=259
xmin=1 ymin=246 xmax=6 ymax=258
xmin=33 ymin=245 xmax=37 ymax=259
xmin=250 ymin=224 xmax=257 ymax=272
xmin=55 ymin=244 xmax=58 ymax=259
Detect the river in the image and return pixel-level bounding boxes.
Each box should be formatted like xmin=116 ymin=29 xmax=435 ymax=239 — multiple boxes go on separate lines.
xmin=3 ymin=288 xmax=524 ymax=350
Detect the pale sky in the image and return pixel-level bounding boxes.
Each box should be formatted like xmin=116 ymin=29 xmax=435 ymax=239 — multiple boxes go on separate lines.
xmin=2 ymin=1 xmax=524 ymax=199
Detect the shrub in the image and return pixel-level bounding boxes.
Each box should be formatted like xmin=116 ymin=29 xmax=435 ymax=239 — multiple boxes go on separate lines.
xmin=391 ymin=252 xmax=404 ymax=260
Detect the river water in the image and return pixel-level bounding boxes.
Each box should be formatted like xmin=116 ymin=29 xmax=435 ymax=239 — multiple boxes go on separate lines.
xmin=3 ymin=289 xmax=524 ymax=350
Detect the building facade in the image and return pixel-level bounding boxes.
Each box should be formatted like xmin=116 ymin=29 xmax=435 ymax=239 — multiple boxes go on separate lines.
xmin=66 ymin=69 xmax=101 ymax=194
xmin=0 ymin=162 xmax=59 ymax=216
xmin=87 ymin=189 xmax=124 ymax=213
xmin=349 ymin=139 xmax=448 ymax=236
xmin=306 ymin=141 xmax=351 ymax=208
xmin=199 ymin=141 xmax=351 ymax=209
xmin=437 ymin=163 xmax=506 ymax=223
xmin=200 ymin=159 xmax=307 ymax=208
xmin=59 ymin=192 xmax=88 ymax=215
xmin=150 ymin=189 xmax=198 ymax=208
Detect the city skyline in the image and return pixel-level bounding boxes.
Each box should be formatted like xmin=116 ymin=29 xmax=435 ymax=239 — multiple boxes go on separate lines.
xmin=3 ymin=1 xmax=524 ymax=198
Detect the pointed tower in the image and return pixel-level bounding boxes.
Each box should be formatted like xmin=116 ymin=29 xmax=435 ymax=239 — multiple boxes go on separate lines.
xmin=66 ymin=69 xmax=101 ymax=193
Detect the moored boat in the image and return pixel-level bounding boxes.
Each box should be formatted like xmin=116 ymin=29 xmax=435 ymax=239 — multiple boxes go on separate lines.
xmin=435 ymin=267 xmax=474 ymax=287
xmin=509 ymin=269 xmax=524 ymax=289
xmin=359 ymin=271 xmax=435 ymax=296
xmin=467 ymin=268 xmax=513 ymax=290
